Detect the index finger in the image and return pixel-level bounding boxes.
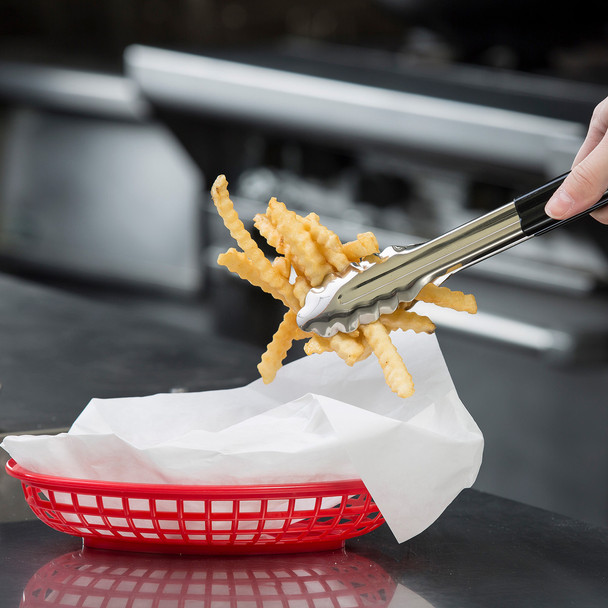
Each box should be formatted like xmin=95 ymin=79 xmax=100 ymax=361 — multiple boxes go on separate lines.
xmin=572 ymin=98 xmax=608 ymax=167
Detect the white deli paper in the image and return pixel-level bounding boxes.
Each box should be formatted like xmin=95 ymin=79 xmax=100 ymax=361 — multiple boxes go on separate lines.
xmin=2 ymin=330 xmax=483 ymax=543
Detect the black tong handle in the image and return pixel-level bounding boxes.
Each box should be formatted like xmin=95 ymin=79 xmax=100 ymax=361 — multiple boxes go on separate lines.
xmin=514 ymin=172 xmax=608 ymax=237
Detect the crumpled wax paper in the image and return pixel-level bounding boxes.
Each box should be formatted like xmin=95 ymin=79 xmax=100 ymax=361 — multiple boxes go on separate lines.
xmin=1 ymin=330 xmax=483 ymax=542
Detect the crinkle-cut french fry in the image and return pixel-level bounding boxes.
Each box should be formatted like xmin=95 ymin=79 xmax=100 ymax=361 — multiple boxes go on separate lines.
xmin=361 ymin=322 xmax=415 ymax=398
xmin=380 ymin=310 xmax=436 ymax=334
xmin=212 ymin=176 xmax=266 ymax=264
xmin=343 ymin=232 xmax=379 ymax=262
xmin=304 ymin=335 xmax=332 ymax=356
xmin=398 ymin=301 xmax=416 ymax=312
xmin=272 ymin=256 xmax=291 ymax=279
xmin=267 ymin=198 xmax=332 ymax=287
xmin=293 ymin=275 xmax=311 ymax=308
xmin=304 ymin=329 xmax=364 ymax=358
xmin=351 ymin=341 xmax=373 ymax=363
xmin=254 ymin=213 xmax=289 ymax=257
xmin=258 ymin=310 xmax=302 ymax=383
xmin=303 ymin=213 xmax=350 ymax=272
xmin=217 ymin=249 xmax=299 ymax=310
xmin=322 ymin=333 xmax=366 ymax=366
xmin=416 ymin=284 xmax=477 ymax=314
xmin=212 ymin=176 xmax=299 ymax=307
xmin=213 ymin=173 xmax=477 ymax=399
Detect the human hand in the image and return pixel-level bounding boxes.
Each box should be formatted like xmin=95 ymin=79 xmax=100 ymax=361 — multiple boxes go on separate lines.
xmin=545 ymin=97 xmax=608 ymax=224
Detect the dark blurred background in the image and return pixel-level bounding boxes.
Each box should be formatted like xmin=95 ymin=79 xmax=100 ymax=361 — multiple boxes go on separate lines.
xmin=1 ymin=0 xmax=608 ymax=526
xmin=2 ymin=0 xmax=608 ymax=77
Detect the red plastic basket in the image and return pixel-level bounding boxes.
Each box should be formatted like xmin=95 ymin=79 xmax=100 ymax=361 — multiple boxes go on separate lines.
xmin=20 ymin=548 xmax=397 ymax=608
xmin=6 ymin=459 xmax=385 ymax=554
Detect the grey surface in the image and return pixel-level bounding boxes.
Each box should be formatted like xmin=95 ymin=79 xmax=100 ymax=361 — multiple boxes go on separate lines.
xmin=125 ymin=45 xmax=584 ymax=175
xmin=0 ymin=272 xmax=262 ymax=523
xmin=435 ymin=275 xmax=608 ymax=527
xmin=0 ymin=108 xmax=203 ymax=292
xmin=1 ymin=490 xmax=607 ymax=608
xmin=0 ymin=272 xmax=260 ymax=433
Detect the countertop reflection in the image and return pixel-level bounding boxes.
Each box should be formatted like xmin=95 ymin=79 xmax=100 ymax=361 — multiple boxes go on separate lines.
xmin=21 ymin=547 xmax=428 ymax=608
xmin=4 ymin=490 xmax=608 ymax=608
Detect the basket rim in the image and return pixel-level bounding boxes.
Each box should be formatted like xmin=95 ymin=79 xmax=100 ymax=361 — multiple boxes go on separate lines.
xmin=5 ymin=458 xmax=366 ymax=497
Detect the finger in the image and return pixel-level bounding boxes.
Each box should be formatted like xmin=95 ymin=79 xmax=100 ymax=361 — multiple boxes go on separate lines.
xmin=572 ymin=99 xmax=608 ymax=166
xmin=590 ymin=205 xmax=608 ymax=224
xmin=545 ymin=133 xmax=608 ymax=220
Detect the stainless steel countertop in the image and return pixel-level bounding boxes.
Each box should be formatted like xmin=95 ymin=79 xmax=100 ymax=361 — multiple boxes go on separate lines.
xmin=1 ymin=489 xmax=607 ymax=607
xmin=0 ymin=271 xmax=262 ymax=522
xmin=0 ymin=272 xmax=260 ymax=433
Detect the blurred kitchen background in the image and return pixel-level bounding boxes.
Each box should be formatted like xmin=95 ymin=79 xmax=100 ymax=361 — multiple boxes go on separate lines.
xmin=1 ymin=1 xmax=608 ymax=526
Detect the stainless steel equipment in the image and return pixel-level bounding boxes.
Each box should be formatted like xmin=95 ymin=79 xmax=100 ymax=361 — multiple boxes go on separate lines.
xmin=0 ymin=62 xmax=204 ymax=293
xmin=1 ymin=14 xmax=608 ymax=527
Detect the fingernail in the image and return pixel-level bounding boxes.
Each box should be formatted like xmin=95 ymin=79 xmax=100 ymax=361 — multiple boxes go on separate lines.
xmin=546 ymin=188 xmax=575 ymax=219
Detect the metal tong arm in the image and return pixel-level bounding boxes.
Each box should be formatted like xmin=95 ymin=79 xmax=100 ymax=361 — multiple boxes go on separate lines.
xmin=393 ymin=171 xmax=608 ymax=287
xmin=297 ymin=172 xmax=608 ymax=337
xmin=304 ymin=203 xmax=525 ymax=330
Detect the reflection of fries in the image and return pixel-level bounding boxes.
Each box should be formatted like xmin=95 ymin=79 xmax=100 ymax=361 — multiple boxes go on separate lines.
xmin=212 ymin=174 xmax=477 ymax=397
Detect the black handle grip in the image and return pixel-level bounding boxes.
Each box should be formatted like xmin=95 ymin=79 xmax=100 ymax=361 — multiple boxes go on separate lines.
xmin=514 ymin=172 xmax=608 ymax=236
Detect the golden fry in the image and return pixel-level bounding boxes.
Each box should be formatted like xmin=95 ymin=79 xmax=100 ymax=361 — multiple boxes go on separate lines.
xmin=303 ymin=213 xmax=350 ymax=272
xmin=293 ymin=275 xmax=311 ymax=308
xmin=303 ymin=335 xmax=331 ymax=357
xmin=254 ymin=213 xmax=289 ymax=257
xmin=304 ymin=332 xmax=367 ymax=366
xmin=212 ymin=176 xmax=266 ymax=266
xmin=272 ymin=256 xmax=291 ymax=279
xmin=361 ymin=322 xmax=415 ymax=399
xmin=380 ymin=310 xmax=436 ymax=334
xmin=258 ymin=311 xmax=303 ymax=383
xmin=217 ymin=249 xmax=299 ymax=310
xmin=267 ymin=198 xmax=332 ymax=287
xmin=325 ymin=333 xmax=366 ymax=366
xmin=212 ymin=177 xmax=299 ymax=310
xmin=343 ymin=232 xmax=380 ymax=262
xmin=213 ymin=174 xmax=477 ymax=398
xmin=416 ymin=284 xmax=477 ymax=314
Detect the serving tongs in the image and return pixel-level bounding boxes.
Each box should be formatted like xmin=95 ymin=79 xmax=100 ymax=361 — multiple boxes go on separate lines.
xmin=297 ymin=172 xmax=608 ymax=337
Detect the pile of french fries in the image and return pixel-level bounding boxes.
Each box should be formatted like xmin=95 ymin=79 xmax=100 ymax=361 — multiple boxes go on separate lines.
xmin=211 ymin=175 xmax=477 ymax=399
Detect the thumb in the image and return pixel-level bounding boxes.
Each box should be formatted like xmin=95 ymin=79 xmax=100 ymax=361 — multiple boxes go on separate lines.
xmin=545 ymin=137 xmax=608 ymax=220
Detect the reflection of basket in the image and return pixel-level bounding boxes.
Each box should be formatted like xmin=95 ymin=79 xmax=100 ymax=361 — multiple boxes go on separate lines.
xmin=6 ymin=459 xmax=384 ymax=554
xmin=21 ymin=549 xmax=397 ymax=608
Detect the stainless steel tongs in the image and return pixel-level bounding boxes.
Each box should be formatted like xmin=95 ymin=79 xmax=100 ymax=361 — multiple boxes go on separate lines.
xmin=297 ymin=172 xmax=608 ymax=337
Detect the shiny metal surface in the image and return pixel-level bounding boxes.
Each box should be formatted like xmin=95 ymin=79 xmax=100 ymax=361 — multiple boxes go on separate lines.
xmin=0 ymin=107 xmax=203 ymax=292
xmin=298 ymin=202 xmax=524 ymax=336
xmin=0 ymin=61 xmax=149 ymax=120
xmin=124 ymin=45 xmax=584 ymax=174
xmin=2 ymin=490 xmax=607 ymax=607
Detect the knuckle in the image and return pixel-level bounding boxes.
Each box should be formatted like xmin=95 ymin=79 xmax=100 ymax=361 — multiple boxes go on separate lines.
xmin=569 ymin=164 xmax=600 ymax=199
xmin=590 ymin=100 xmax=608 ymax=130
